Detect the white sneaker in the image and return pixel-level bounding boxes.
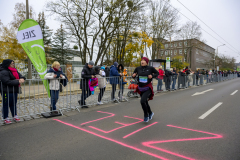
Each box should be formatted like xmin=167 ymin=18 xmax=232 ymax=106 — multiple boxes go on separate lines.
xmin=97 ymin=101 xmax=103 ymax=105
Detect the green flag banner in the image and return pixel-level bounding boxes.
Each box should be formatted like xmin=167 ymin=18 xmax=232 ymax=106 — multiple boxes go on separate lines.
xmin=17 ymin=19 xmax=50 ymax=97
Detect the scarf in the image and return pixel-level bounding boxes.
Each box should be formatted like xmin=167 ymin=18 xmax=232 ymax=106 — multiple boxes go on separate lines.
xmin=53 ymin=67 xmax=59 ymax=72
xmin=8 ymin=67 xmax=19 ymax=80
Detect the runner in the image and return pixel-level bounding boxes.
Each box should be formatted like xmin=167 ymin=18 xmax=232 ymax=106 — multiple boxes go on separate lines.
xmin=132 ymin=57 xmax=159 ymax=122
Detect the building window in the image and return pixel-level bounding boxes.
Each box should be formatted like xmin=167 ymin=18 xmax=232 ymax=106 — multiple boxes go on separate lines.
xmin=179 ymin=42 xmax=182 ymax=47
xmin=165 ymin=50 xmax=168 ymax=55
xmin=184 ymin=41 xmax=188 ymax=46
xmin=174 ymin=50 xmax=177 ymax=55
xmin=179 ymin=49 xmax=182 ymax=54
xmin=184 ymin=49 xmax=187 ymax=54
xmin=196 ymin=49 xmax=199 ymax=54
xmin=165 ymin=44 xmax=168 ymax=48
xmin=161 ymin=51 xmax=164 ymax=55
xmin=174 ymin=43 xmax=177 ymax=47
xmin=184 ymin=58 xmax=186 ymax=62
xmin=170 ymin=50 xmax=173 ymax=55
xmin=170 ymin=43 xmax=173 ymax=48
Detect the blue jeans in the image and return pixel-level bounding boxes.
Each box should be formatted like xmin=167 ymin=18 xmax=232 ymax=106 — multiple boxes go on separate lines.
xmin=51 ymin=90 xmax=59 ymax=111
xmin=157 ymin=79 xmax=163 ymax=91
xmin=172 ymin=79 xmax=176 ymax=90
xmin=196 ymin=79 xmax=199 ymax=85
xmin=1 ymin=92 xmax=18 ymax=119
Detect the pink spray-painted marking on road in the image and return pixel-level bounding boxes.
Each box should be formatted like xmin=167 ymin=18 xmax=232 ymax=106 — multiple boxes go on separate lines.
xmin=54 ymin=111 xmax=224 ymax=160
xmin=142 ymin=125 xmax=223 ymax=160
xmin=123 ymin=122 xmax=158 ymax=139
xmin=53 ymin=119 xmax=169 ymax=160
xmin=88 ymin=116 xmax=143 ymax=133
xmin=81 ymin=111 xmax=115 ymax=125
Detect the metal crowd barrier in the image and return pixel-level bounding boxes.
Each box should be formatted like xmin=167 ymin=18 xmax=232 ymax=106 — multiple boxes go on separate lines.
xmin=0 ymin=73 xmax=238 ymax=125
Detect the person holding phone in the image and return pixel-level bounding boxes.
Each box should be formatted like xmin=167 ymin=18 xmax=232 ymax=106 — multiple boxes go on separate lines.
xmin=79 ymin=61 xmax=96 ymax=108
xmin=132 ymin=57 xmax=159 ymax=122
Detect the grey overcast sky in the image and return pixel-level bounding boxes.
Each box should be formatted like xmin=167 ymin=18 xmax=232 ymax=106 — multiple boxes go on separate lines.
xmin=0 ymin=0 xmax=240 ymax=62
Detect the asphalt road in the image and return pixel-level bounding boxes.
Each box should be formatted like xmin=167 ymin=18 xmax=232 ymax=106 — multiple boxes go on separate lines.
xmin=1 ymin=78 xmax=240 ymax=160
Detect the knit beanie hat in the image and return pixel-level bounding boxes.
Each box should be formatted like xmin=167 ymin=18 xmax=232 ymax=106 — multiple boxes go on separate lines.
xmin=2 ymin=59 xmax=14 ymax=69
xmin=101 ymin=66 xmax=105 ymax=70
xmin=89 ymin=61 xmax=94 ymax=66
xmin=141 ymin=57 xmax=149 ymax=64
xmin=114 ymin=62 xmax=118 ymax=67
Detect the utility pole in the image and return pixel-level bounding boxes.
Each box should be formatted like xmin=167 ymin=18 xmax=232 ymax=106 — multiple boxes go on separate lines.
xmin=26 ymin=0 xmax=32 ymax=79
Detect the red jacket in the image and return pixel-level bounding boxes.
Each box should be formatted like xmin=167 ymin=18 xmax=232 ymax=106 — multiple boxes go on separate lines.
xmin=158 ymin=69 xmax=164 ymax=79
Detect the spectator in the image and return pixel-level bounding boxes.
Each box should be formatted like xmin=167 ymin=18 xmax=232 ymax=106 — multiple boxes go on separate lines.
xmin=209 ymin=69 xmax=213 ymax=82
xmin=95 ymin=66 xmax=106 ymax=105
xmin=44 ymin=61 xmax=67 ymax=114
xmin=196 ymin=69 xmax=201 ymax=86
xmin=157 ymin=66 xmax=164 ymax=92
xmin=206 ymin=70 xmax=209 ymax=83
xmin=184 ymin=66 xmax=191 ymax=88
xmin=105 ymin=64 xmax=110 ymax=82
xmin=79 ymin=61 xmax=95 ymax=108
xmin=0 ymin=59 xmax=25 ymax=124
xmin=118 ymin=64 xmax=126 ymax=100
xmin=110 ymin=62 xmax=122 ymax=102
xmin=171 ymin=67 xmax=177 ymax=90
xmin=178 ymin=69 xmax=185 ymax=89
xmin=165 ymin=69 xmax=172 ymax=91
xmin=132 ymin=57 xmax=159 ymax=122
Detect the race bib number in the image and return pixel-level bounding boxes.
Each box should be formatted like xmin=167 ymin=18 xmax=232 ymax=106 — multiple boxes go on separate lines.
xmin=139 ymin=76 xmax=148 ymax=83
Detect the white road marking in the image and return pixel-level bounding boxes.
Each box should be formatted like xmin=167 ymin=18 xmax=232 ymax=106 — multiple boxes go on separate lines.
xmin=192 ymin=89 xmax=214 ymax=96
xmin=230 ymin=90 xmax=238 ymax=95
xmin=199 ymin=102 xmax=223 ymax=119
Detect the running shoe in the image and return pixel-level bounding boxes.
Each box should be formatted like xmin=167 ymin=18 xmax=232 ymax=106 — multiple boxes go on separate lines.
xmin=144 ymin=117 xmax=149 ymax=122
xmin=149 ymin=112 xmax=154 ymax=120
xmin=97 ymin=101 xmax=103 ymax=105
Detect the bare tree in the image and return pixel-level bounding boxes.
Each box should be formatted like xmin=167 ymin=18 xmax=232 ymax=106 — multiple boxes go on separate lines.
xmin=47 ymin=0 xmax=147 ymax=65
xmin=150 ymin=0 xmax=180 ymax=59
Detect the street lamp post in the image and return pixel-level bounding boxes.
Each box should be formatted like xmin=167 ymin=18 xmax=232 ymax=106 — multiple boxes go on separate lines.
xmin=214 ymin=44 xmax=225 ymax=70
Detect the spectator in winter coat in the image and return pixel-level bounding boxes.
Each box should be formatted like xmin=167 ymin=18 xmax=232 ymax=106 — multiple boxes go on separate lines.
xmin=104 ymin=64 xmax=110 ymax=81
xmin=178 ymin=69 xmax=185 ymax=89
xmin=196 ymin=69 xmax=201 ymax=86
xmin=118 ymin=64 xmax=127 ymax=100
xmin=157 ymin=66 xmax=164 ymax=92
xmin=172 ymin=67 xmax=178 ymax=90
xmin=95 ymin=66 xmax=106 ymax=105
xmin=44 ymin=61 xmax=67 ymax=114
xmin=164 ymin=69 xmax=172 ymax=91
xmin=110 ymin=62 xmax=122 ymax=101
xmin=0 ymin=59 xmax=26 ymax=124
xmin=79 ymin=61 xmax=96 ymax=108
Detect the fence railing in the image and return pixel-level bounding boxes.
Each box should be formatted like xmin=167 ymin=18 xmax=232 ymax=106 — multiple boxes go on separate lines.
xmin=0 ymin=73 xmax=238 ymax=125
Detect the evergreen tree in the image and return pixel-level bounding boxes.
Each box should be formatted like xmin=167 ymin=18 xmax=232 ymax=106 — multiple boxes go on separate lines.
xmin=51 ymin=24 xmax=72 ymax=65
xmin=37 ymin=11 xmax=52 ymax=63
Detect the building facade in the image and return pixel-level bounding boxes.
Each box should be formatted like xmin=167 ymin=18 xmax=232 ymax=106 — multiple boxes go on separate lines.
xmin=152 ymin=38 xmax=215 ymax=71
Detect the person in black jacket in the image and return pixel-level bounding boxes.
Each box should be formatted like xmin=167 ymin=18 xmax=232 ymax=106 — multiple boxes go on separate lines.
xmin=132 ymin=57 xmax=159 ymax=122
xmin=195 ymin=69 xmax=201 ymax=86
xmin=104 ymin=64 xmax=110 ymax=82
xmin=79 ymin=61 xmax=96 ymax=108
xmin=164 ymin=69 xmax=172 ymax=91
xmin=0 ymin=59 xmax=25 ymax=124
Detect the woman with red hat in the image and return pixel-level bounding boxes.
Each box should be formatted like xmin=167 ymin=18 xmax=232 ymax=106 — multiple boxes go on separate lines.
xmin=132 ymin=57 xmax=159 ymax=122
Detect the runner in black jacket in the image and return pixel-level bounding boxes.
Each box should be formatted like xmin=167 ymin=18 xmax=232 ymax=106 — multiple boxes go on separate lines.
xmin=132 ymin=57 xmax=159 ymax=122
